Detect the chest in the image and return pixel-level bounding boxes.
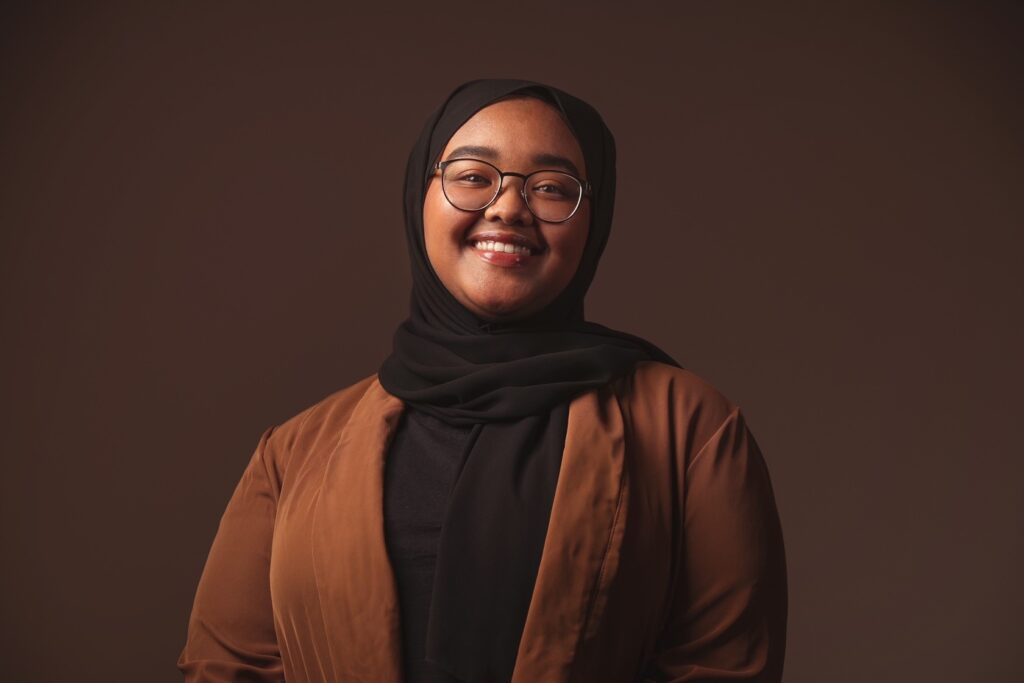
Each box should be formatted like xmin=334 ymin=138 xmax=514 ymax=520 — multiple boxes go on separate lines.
xmin=267 ymin=387 xmax=679 ymax=683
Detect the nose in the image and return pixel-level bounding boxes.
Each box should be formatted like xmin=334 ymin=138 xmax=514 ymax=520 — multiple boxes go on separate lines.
xmin=483 ymin=176 xmax=535 ymax=226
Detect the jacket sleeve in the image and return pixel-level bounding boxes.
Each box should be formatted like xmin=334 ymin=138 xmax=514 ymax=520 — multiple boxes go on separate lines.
xmin=177 ymin=426 xmax=285 ymax=683
xmin=643 ymin=407 xmax=788 ymax=682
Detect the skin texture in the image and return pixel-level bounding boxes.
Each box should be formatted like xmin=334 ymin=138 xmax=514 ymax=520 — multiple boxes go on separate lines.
xmin=423 ymin=97 xmax=591 ymax=321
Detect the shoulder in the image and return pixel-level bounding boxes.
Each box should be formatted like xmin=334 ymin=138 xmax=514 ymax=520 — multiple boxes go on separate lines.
xmin=619 ymin=360 xmax=738 ymax=421
xmin=261 ymin=373 xmax=380 ymax=473
xmin=612 ymin=360 xmax=742 ymax=466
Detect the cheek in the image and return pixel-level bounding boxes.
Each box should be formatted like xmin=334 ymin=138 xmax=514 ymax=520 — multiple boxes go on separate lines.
xmin=550 ymin=208 xmax=591 ymax=274
xmin=425 ymin=181 xmax=477 ymax=230
xmin=422 ymin=181 xmax=468 ymax=268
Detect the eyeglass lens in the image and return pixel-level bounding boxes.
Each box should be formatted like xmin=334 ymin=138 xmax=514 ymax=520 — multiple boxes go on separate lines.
xmin=441 ymin=159 xmax=583 ymax=223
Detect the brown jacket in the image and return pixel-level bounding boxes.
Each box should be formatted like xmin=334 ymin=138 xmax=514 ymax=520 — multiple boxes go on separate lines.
xmin=178 ymin=361 xmax=787 ymax=682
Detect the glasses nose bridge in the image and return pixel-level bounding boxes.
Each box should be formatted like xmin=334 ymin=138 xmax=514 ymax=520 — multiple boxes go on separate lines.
xmin=491 ymin=170 xmax=531 ymax=207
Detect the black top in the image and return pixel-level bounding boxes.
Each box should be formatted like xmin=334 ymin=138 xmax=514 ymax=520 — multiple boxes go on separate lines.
xmin=383 ymin=408 xmax=476 ymax=683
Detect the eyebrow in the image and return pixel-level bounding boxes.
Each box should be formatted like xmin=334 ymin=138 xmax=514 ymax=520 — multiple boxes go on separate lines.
xmin=444 ymin=145 xmax=583 ymax=178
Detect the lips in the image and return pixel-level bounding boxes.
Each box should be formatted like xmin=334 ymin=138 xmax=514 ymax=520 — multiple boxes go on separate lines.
xmin=465 ymin=231 xmax=542 ymax=255
xmin=465 ymin=231 xmax=542 ymax=267
xmin=472 ymin=240 xmax=533 ymax=256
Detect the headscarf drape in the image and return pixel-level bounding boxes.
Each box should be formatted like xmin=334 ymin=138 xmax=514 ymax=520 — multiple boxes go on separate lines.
xmin=378 ymin=78 xmax=679 ymax=683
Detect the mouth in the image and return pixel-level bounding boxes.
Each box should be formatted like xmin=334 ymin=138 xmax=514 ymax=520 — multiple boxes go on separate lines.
xmin=466 ymin=232 xmax=542 ymax=254
xmin=465 ymin=232 xmax=543 ymax=267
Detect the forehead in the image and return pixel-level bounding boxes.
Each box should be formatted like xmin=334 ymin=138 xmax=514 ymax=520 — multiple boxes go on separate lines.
xmin=441 ymin=97 xmax=586 ymax=175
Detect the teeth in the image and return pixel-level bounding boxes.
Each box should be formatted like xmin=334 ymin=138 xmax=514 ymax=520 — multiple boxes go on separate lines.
xmin=473 ymin=240 xmax=531 ymax=255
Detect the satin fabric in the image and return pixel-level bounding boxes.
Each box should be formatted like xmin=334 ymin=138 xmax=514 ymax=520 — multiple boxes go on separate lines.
xmin=177 ymin=362 xmax=788 ymax=682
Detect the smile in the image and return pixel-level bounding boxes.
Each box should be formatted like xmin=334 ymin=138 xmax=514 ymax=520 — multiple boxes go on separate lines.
xmin=471 ymin=240 xmax=534 ymax=255
xmin=465 ymin=236 xmax=542 ymax=268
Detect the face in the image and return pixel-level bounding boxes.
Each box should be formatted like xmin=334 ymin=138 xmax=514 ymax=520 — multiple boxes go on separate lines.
xmin=423 ymin=97 xmax=591 ymax=321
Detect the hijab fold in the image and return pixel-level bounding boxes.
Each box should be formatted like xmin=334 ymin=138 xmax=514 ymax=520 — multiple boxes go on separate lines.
xmin=378 ymin=78 xmax=678 ymax=683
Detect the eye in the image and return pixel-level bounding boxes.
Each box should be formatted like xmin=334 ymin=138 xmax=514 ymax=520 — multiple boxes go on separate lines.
xmin=531 ymin=180 xmax=574 ymax=200
xmin=456 ymin=172 xmax=491 ymax=185
xmin=446 ymin=166 xmax=496 ymax=188
xmin=536 ymin=183 xmax=566 ymax=195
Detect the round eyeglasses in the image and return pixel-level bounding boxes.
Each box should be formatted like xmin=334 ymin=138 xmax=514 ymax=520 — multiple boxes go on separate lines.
xmin=435 ymin=158 xmax=591 ymax=224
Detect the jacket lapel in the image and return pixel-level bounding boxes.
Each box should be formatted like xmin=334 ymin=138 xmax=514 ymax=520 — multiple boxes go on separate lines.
xmin=310 ymin=379 xmax=627 ymax=683
xmin=511 ymin=387 xmax=629 ymax=683
xmin=312 ymin=379 xmax=405 ymax=683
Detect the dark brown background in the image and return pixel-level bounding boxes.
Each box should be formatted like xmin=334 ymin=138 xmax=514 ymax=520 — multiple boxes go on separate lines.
xmin=1 ymin=2 xmax=1021 ymax=682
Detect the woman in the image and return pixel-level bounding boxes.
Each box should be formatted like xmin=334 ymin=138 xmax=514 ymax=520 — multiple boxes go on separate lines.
xmin=178 ymin=79 xmax=787 ymax=683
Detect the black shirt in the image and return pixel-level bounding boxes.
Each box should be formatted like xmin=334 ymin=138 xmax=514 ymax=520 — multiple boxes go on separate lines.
xmin=383 ymin=408 xmax=476 ymax=683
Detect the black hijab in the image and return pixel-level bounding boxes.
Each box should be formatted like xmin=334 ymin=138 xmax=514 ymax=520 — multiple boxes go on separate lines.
xmin=379 ymin=78 xmax=678 ymax=682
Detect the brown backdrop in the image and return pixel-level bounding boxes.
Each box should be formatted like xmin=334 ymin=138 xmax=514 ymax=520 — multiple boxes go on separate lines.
xmin=1 ymin=2 xmax=1021 ymax=681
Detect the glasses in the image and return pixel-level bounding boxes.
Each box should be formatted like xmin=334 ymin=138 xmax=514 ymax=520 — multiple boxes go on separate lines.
xmin=435 ymin=157 xmax=591 ymax=224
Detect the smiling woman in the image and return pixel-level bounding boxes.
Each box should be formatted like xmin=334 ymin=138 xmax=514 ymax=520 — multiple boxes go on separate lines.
xmin=424 ymin=97 xmax=590 ymax=321
xmin=178 ymin=79 xmax=788 ymax=683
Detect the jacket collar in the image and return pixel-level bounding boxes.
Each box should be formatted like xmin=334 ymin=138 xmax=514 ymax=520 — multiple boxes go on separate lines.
xmin=311 ymin=378 xmax=626 ymax=683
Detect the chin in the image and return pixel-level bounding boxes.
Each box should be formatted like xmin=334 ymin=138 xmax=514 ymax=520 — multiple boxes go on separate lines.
xmin=474 ymin=301 xmax=530 ymax=321
xmin=468 ymin=293 xmax=540 ymax=321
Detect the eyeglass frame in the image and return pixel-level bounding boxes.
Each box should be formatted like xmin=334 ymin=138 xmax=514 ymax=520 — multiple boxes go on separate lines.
xmin=433 ymin=157 xmax=592 ymax=224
